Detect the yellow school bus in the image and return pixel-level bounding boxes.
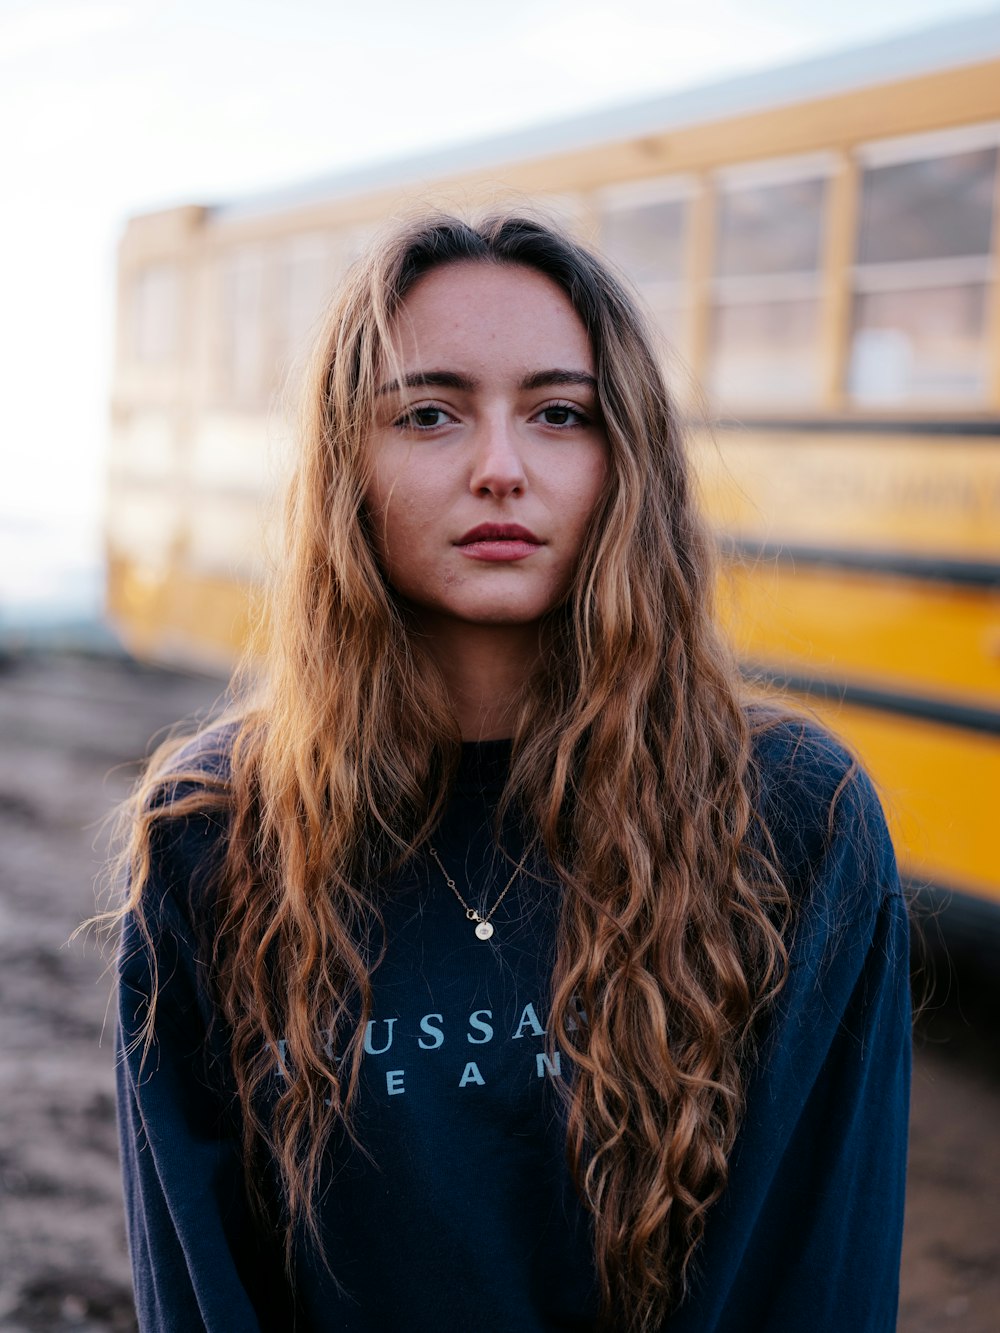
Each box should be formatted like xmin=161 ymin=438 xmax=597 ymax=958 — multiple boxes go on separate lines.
xmin=107 ymin=11 xmax=1000 ymax=917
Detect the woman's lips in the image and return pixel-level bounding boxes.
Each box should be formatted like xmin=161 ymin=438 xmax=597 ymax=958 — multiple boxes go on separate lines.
xmin=455 ymin=523 xmax=543 ymax=561
xmin=461 ymin=538 xmax=541 ymax=559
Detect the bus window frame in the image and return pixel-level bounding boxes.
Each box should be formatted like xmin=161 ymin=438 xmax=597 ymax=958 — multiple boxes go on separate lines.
xmin=846 ymin=121 xmax=1000 ymax=414
xmin=705 ymin=151 xmax=837 ymax=413
xmin=596 ymin=173 xmax=696 ymax=355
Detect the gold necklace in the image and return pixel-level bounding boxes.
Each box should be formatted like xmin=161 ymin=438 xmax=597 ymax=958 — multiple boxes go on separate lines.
xmin=426 ymin=844 xmax=528 ymax=941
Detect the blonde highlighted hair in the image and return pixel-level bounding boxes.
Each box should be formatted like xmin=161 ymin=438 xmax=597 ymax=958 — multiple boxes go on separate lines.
xmin=115 ymin=211 xmax=794 ymax=1332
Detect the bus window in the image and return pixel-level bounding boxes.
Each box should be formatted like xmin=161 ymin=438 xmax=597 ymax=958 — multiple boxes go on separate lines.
xmin=848 ymin=141 xmax=998 ymax=406
xmin=130 ymin=263 xmax=179 ymax=367
xmin=215 ymin=246 xmax=267 ymax=408
xmin=708 ymin=171 xmax=828 ymax=409
xmin=599 ymin=186 xmax=689 ymax=349
xmin=601 ymin=196 xmax=687 ymax=284
xmin=270 ymin=233 xmax=334 ymax=388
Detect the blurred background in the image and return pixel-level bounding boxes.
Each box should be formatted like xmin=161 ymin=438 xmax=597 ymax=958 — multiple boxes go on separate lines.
xmin=1 ymin=1 xmax=999 ymax=1328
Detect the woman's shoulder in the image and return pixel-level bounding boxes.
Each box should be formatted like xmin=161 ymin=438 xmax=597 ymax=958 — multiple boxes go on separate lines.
xmin=748 ymin=710 xmax=899 ymax=911
xmin=117 ymin=723 xmax=243 ymax=1024
xmin=138 ymin=720 xmax=241 ymax=924
xmin=750 ymin=712 xmax=856 ymax=817
xmin=146 ymin=718 xmax=240 ymax=803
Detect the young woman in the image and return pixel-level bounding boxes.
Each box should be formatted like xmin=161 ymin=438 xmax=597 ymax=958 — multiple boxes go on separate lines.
xmin=114 ymin=213 xmax=911 ymax=1333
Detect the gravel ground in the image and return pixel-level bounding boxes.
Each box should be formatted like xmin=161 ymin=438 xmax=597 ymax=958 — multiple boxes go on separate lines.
xmin=0 ymin=651 xmax=997 ymax=1332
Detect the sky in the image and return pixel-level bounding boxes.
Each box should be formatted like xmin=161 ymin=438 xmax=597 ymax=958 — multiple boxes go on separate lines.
xmin=2 ymin=0 xmax=998 ymax=616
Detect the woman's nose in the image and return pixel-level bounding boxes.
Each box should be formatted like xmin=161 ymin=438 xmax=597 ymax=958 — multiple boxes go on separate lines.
xmin=468 ymin=415 xmax=527 ymax=498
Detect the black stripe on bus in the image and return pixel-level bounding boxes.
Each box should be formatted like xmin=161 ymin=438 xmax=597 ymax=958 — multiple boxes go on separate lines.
xmin=901 ymin=877 xmax=1000 ymax=948
xmin=711 ymin=416 xmax=1000 ymax=437
xmin=742 ymin=663 xmax=1000 ymax=737
xmin=721 ymin=538 xmax=1000 ymax=588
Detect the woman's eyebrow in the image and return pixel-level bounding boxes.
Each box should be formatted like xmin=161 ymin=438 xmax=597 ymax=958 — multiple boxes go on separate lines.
xmin=377 ymin=369 xmax=598 ymax=395
xmin=520 ymin=370 xmax=597 ymax=392
xmin=377 ymin=370 xmax=475 ymax=395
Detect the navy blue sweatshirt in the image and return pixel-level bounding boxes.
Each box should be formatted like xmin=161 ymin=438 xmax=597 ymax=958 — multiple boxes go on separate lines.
xmin=116 ymin=723 xmax=911 ymax=1331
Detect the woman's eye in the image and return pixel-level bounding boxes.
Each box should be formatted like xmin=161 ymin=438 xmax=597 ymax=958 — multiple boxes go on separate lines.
xmin=536 ymin=402 xmax=589 ymax=428
xmin=395 ymin=405 xmax=452 ymax=431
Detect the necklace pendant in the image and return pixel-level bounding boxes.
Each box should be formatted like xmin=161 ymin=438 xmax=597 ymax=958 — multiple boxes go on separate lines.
xmin=427 ymin=842 xmax=523 ymax=946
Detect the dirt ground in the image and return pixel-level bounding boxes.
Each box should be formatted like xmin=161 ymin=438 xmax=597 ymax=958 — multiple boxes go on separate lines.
xmin=0 ymin=651 xmax=997 ymax=1332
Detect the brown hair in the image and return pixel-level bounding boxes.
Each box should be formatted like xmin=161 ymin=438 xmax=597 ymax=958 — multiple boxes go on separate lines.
xmin=114 ymin=211 xmax=793 ymax=1332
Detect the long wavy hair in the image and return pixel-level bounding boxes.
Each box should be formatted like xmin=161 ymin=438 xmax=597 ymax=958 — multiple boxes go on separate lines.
xmin=115 ymin=211 xmax=795 ymax=1332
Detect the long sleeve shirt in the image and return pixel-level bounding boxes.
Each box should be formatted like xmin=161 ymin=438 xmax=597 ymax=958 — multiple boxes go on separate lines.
xmin=116 ymin=722 xmax=911 ymax=1331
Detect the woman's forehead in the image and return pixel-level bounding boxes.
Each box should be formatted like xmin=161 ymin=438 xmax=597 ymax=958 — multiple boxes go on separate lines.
xmin=387 ymin=261 xmax=594 ymax=378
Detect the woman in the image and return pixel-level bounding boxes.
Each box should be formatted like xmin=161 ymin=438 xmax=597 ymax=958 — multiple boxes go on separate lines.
xmin=114 ymin=213 xmax=911 ymax=1332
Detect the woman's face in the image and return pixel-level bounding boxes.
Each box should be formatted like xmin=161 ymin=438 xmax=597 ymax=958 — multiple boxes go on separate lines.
xmin=364 ymin=261 xmax=610 ymax=636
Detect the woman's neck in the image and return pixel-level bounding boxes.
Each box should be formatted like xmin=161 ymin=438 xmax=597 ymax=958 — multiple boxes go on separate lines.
xmin=416 ymin=618 xmax=541 ymax=741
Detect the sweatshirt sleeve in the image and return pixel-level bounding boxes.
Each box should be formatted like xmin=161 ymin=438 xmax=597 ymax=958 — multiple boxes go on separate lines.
xmin=670 ymin=746 xmax=912 ymax=1333
xmin=116 ymin=816 xmax=276 ymax=1333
